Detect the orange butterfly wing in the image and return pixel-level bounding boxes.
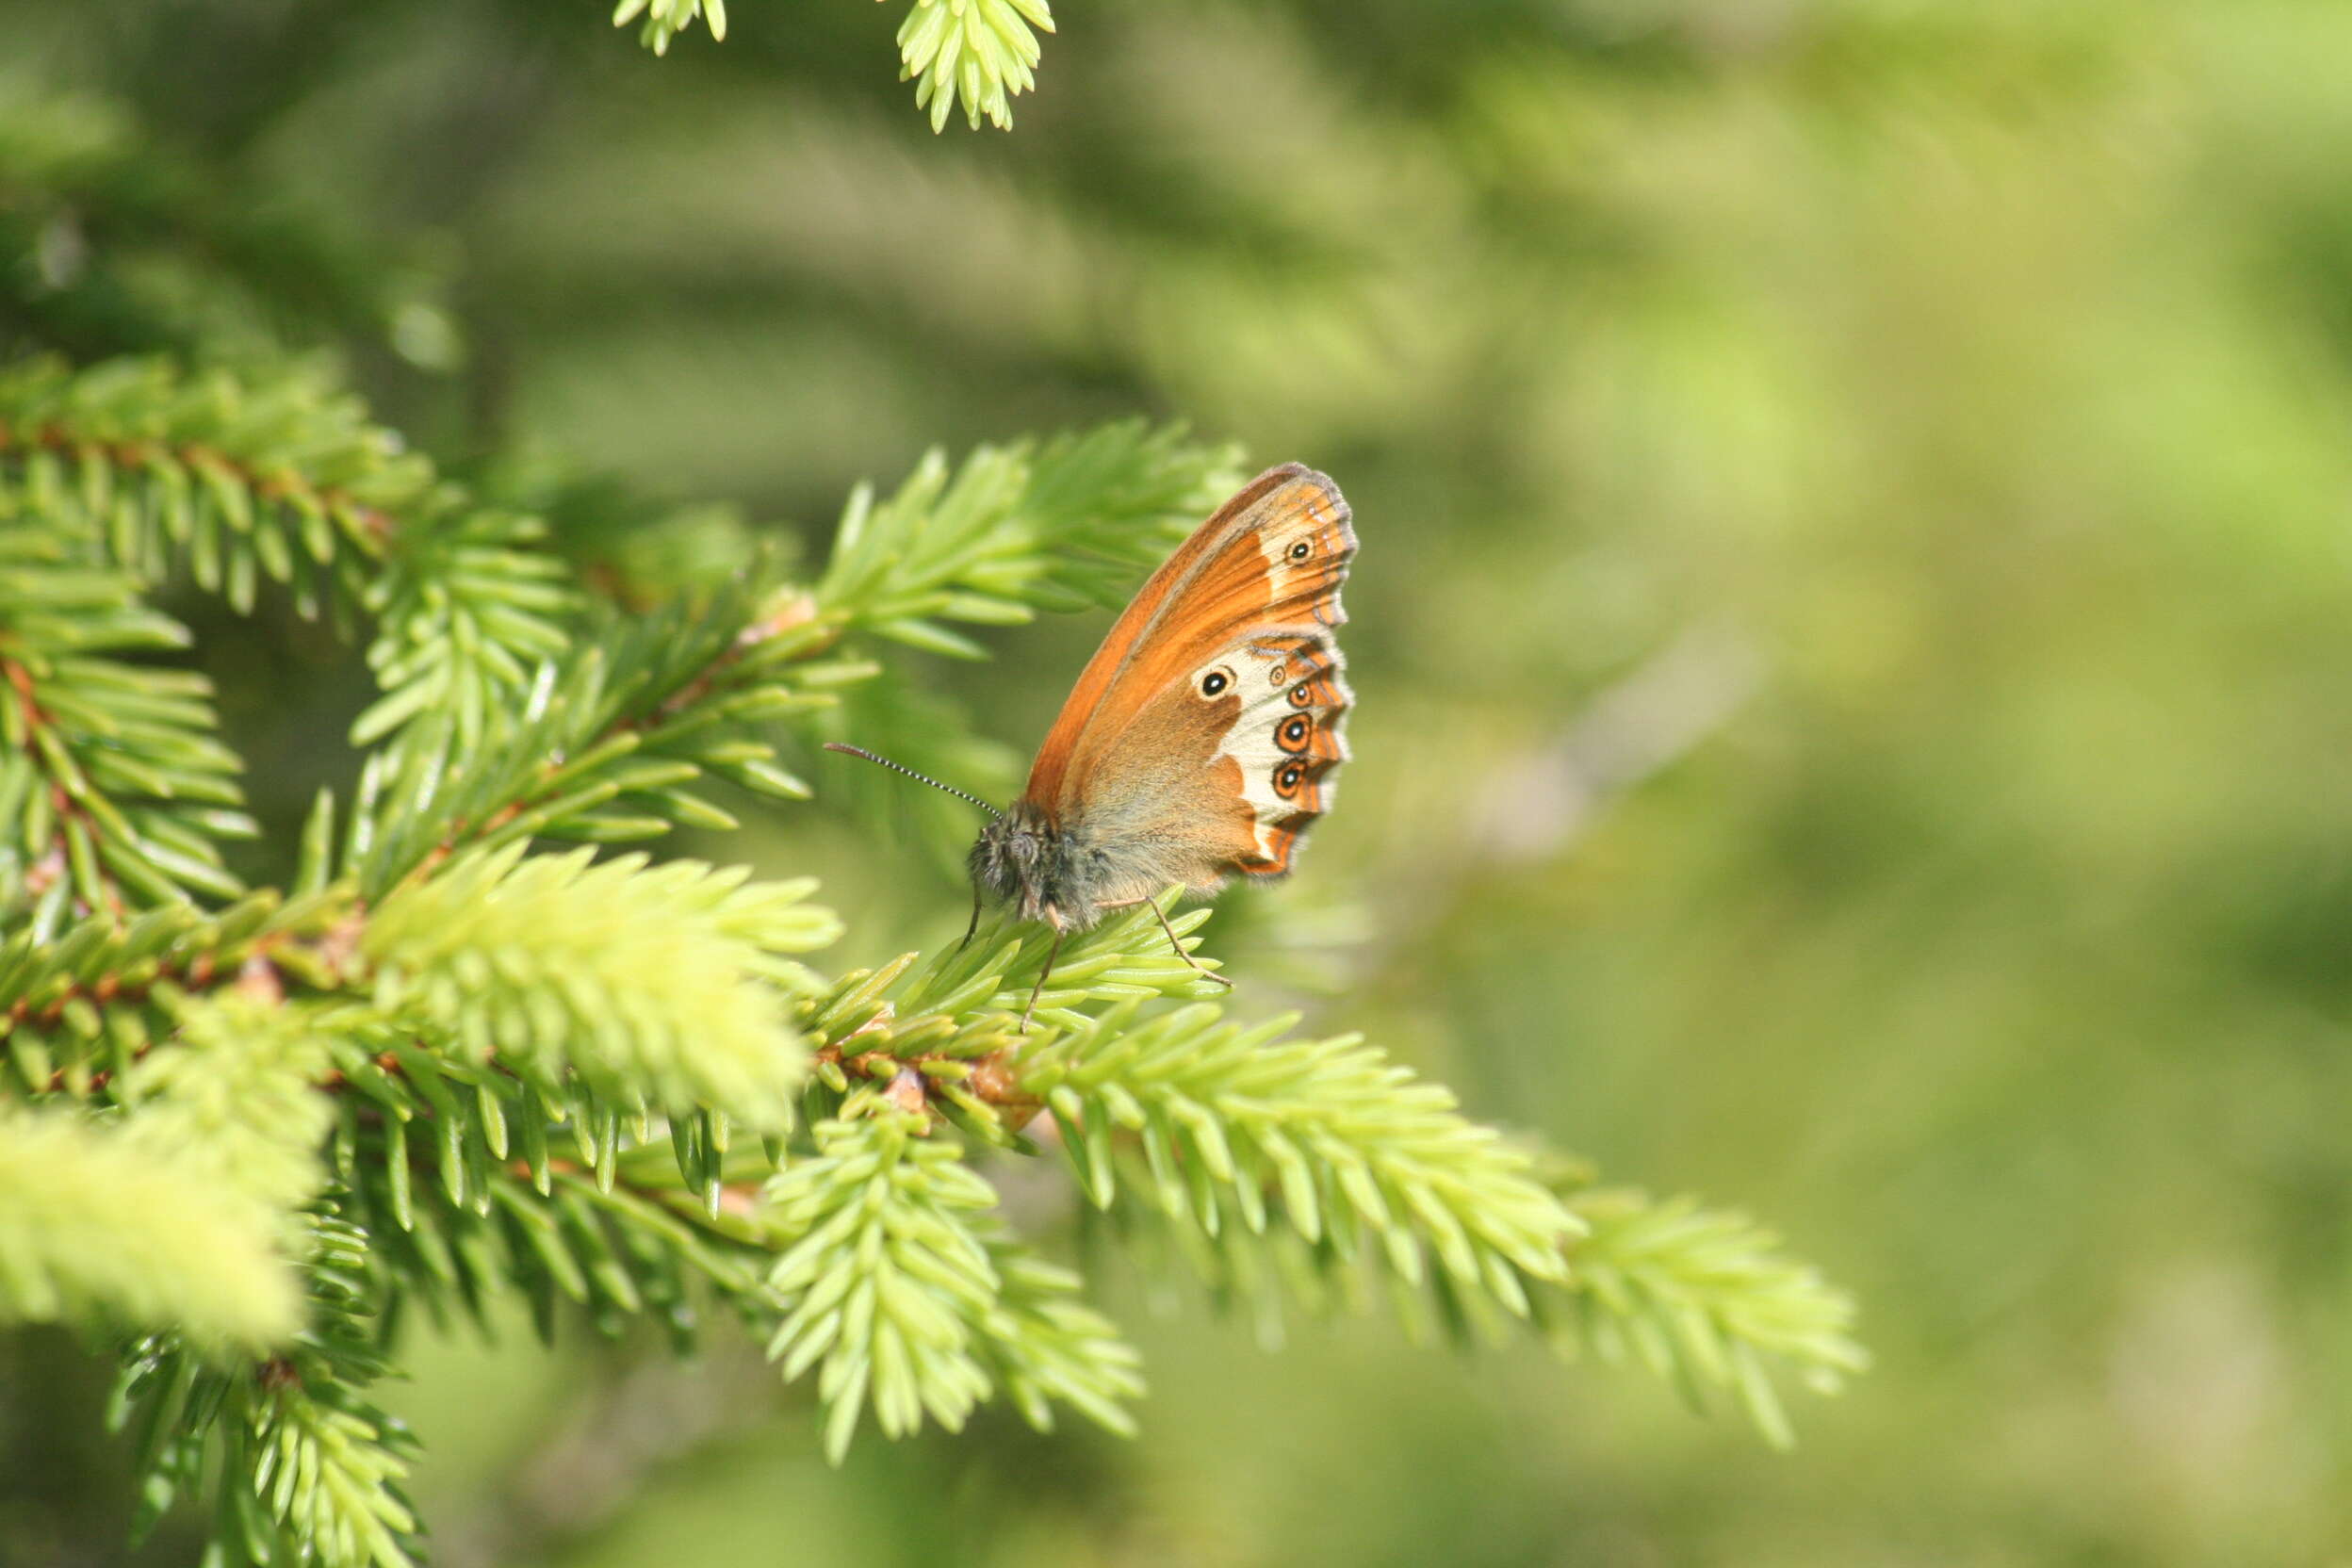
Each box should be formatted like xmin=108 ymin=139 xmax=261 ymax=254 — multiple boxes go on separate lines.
xmin=1021 ymin=464 xmax=1355 ymax=888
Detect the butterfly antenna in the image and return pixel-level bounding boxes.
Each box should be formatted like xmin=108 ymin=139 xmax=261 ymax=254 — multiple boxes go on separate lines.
xmin=824 ymin=743 xmax=1004 ymax=819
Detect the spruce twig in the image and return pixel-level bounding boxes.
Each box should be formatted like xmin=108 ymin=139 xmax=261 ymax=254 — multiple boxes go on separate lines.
xmin=607 ymin=0 xmax=1060 ymax=135
xmin=0 ymin=348 xmax=1863 ymax=1568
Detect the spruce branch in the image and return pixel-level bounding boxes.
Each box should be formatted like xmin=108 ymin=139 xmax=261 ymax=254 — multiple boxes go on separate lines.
xmin=2 ymin=886 xmax=355 ymax=1097
xmin=1063 ymin=1147 xmax=1867 ymax=1448
xmin=759 ymin=896 xmax=1856 ymax=1456
xmin=351 ymin=500 xmax=579 ymax=747
xmin=228 ymin=1372 xmax=421 ymax=1568
xmin=969 ymin=1225 xmax=1145 ymax=1436
xmin=0 ymin=355 xmax=422 ymax=612
xmin=0 ymin=524 xmax=250 ymax=915
xmin=1017 ymin=1002 xmax=1582 ymax=1315
xmin=894 ymin=0 xmax=1057 ymax=133
xmin=762 ymin=1112 xmax=1142 ymax=1461
xmin=0 ymin=307 xmax=1871 ymax=1568
xmin=120 ymin=993 xmax=337 ymax=1216
xmin=118 ymin=1211 xmax=424 ymax=1568
xmin=1549 ymin=1186 xmax=1868 ymax=1449
xmin=309 ymin=1001 xmax=780 ymax=1348
xmin=341 ymin=1099 xmax=775 ymax=1349
xmin=0 ymin=356 xmax=580 ymax=748
xmin=795 ymin=893 xmax=1233 ymax=1140
xmin=606 ymin=0 xmax=1055 ymax=134
xmin=612 ymin=0 xmax=727 ymax=56
xmin=785 ymin=897 xmax=1852 ymax=1446
xmin=363 ymin=842 xmax=841 ymax=1130
xmin=342 ymin=581 xmax=848 ymax=898
xmin=0 ymin=1102 xmax=302 ymax=1348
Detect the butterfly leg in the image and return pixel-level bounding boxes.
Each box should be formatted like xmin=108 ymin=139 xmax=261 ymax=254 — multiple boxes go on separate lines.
xmin=957 ymin=888 xmax=982 ymax=951
xmin=1019 ymin=910 xmax=1067 ymax=1034
xmin=1097 ymin=896 xmax=1233 ymax=988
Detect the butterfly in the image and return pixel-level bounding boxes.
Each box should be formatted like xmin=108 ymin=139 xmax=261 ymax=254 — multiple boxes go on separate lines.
xmin=829 ymin=462 xmax=1356 ymax=1027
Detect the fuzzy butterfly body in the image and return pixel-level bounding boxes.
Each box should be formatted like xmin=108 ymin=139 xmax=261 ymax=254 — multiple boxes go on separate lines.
xmin=970 ymin=463 xmax=1355 ymax=932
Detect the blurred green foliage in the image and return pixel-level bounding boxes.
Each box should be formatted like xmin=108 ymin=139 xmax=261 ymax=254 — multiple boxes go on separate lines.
xmin=2 ymin=0 xmax=2349 ymax=1563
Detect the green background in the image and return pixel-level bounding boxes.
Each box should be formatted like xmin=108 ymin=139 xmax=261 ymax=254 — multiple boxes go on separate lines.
xmin=5 ymin=0 xmax=2350 ymax=1562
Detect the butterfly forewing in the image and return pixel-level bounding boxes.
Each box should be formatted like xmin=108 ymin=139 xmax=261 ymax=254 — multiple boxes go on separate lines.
xmin=1021 ymin=464 xmax=1355 ymax=892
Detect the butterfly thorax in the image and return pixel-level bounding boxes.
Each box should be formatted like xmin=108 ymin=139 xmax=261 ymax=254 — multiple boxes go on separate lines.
xmin=970 ymin=802 xmax=1102 ymax=931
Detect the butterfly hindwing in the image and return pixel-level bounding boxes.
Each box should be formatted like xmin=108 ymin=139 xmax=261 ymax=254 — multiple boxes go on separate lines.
xmin=1215 ymin=627 xmax=1350 ymax=877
